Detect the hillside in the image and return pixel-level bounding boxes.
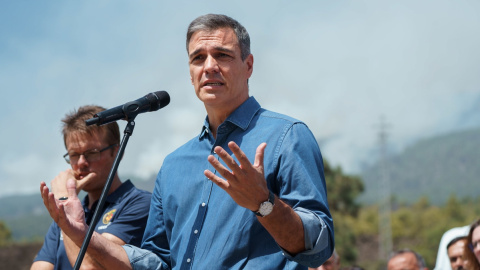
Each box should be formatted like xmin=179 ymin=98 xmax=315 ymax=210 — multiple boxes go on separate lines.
xmin=0 ymin=176 xmax=156 ymax=242
xmin=360 ymin=127 xmax=480 ymax=205
xmin=0 ymin=193 xmax=51 ymax=241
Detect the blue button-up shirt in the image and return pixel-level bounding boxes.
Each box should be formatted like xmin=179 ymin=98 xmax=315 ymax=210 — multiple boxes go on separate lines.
xmin=124 ymin=97 xmax=334 ymax=269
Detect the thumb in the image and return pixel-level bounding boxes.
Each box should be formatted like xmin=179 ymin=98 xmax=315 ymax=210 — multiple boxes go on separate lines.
xmin=66 ymin=178 xmax=78 ymax=200
xmin=254 ymin=142 xmax=267 ymax=168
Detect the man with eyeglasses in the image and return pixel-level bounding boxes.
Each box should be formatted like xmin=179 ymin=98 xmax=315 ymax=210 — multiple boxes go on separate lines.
xmin=31 ymin=105 xmax=152 ymax=270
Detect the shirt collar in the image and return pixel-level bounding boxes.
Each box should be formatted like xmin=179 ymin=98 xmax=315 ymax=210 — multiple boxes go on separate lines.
xmin=198 ymin=96 xmax=261 ymax=140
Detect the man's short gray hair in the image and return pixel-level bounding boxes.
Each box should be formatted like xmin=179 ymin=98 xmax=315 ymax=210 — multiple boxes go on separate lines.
xmin=186 ymin=14 xmax=251 ymax=61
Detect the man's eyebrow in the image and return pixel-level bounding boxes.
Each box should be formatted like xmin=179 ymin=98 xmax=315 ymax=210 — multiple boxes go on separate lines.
xmin=214 ymin=47 xmax=235 ymax=54
xmin=189 ymin=48 xmax=202 ymax=59
xmin=189 ymin=46 xmax=235 ymax=59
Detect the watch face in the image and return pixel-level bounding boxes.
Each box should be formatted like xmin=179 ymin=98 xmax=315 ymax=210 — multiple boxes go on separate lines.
xmin=259 ymin=202 xmax=274 ymax=216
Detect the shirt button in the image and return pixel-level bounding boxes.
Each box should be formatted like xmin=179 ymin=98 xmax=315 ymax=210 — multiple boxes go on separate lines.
xmin=187 ymin=258 xmax=191 ymax=263
xmin=201 ymin=202 xmax=206 ymax=207
xmin=194 ymin=229 xmax=199 ymax=234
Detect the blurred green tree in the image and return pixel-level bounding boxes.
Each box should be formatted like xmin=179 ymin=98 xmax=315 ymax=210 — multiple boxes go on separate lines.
xmin=0 ymin=221 xmax=12 ymax=246
xmin=324 ymin=159 xmax=364 ymax=264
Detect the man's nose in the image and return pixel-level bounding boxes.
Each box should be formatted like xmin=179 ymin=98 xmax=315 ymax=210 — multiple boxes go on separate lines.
xmin=77 ymin=154 xmax=89 ymax=166
xmin=204 ymin=55 xmax=219 ymax=73
xmin=454 ymin=257 xmax=464 ymax=267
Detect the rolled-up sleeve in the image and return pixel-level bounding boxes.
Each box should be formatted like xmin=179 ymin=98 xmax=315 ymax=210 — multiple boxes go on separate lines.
xmin=281 ymin=207 xmax=333 ymax=267
xmin=123 ymin=244 xmax=169 ymax=270
xmin=273 ymin=122 xmax=334 ymax=267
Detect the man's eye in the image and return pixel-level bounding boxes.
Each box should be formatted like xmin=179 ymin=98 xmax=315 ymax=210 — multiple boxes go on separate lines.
xmin=191 ymin=55 xmax=204 ymax=62
xmin=84 ymin=151 xmax=99 ymax=157
xmin=219 ymin=53 xmax=231 ymax=58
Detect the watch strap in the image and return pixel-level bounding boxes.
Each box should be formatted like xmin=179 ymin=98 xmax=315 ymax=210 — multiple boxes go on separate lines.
xmin=254 ymin=190 xmax=275 ymax=217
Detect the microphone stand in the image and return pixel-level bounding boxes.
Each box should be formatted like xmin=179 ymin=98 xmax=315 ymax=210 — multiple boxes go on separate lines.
xmin=73 ymin=119 xmax=136 ymax=270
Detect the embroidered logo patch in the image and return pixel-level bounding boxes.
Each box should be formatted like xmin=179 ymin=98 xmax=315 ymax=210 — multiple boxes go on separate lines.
xmin=102 ymin=209 xmax=116 ymax=224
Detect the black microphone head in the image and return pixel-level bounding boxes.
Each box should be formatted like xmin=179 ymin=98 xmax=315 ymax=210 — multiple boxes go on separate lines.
xmin=148 ymin=91 xmax=170 ymax=111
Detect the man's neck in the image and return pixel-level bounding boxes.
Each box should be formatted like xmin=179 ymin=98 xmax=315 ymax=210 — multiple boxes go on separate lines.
xmin=87 ymin=176 xmax=122 ymax=209
xmin=204 ymin=96 xmax=249 ymax=138
xmin=205 ymin=109 xmax=230 ymax=139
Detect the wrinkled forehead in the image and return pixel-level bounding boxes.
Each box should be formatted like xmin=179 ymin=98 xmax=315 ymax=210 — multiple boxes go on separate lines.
xmin=188 ymin=27 xmax=239 ymax=52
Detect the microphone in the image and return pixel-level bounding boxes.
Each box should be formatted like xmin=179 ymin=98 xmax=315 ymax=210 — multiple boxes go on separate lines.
xmin=86 ymin=91 xmax=170 ymax=126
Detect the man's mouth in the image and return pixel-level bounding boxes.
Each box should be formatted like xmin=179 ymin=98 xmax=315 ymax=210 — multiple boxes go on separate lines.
xmin=204 ymin=82 xmax=223 ymax=86
xmin=77 ymin=172 xmax=90 ymax=180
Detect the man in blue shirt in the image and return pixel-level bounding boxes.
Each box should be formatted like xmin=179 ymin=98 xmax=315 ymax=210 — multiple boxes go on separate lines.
xmin=32 ymin=105 xmax=151 ymax=270
xmin=39 ymin=14 xmax=334 ymax=269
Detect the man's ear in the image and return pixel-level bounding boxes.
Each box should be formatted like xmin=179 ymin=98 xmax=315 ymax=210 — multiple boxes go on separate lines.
xmin=245 ymin=54 xmax=254 ymax=78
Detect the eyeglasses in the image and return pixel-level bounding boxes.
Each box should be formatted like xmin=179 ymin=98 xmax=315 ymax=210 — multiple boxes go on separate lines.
xmin=63 ymin=144 xmax=118 ymax=164
xmin=469 ymin=240 xmax=480 ymax=251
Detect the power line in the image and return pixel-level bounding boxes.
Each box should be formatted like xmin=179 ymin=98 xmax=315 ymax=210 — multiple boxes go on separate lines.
xmin=376 ymin=115 xmax=392 ymax=260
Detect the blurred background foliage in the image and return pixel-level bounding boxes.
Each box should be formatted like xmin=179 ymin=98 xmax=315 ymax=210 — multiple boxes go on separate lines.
xmin=325 ymin=157 xmax=480 ymax=269
xmin=1 ymin=153 xmax=479 ymax=269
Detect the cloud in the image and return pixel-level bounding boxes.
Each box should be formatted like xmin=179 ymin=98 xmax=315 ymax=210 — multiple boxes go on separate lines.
xmin=1 ymin=152 xmax=65 ymax=196
xmin=252 ymin=0 xmax=480 ymax=172
xmin=1 ymin=0 xmax=480 ymax=197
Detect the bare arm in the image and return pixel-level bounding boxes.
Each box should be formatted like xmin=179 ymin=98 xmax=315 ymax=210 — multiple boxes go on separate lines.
xmin=63 ymin=231 xmax=126 ymax=269
xmin=204 ymin=142 xmax=305 ymax=254
xmin=31 ymin=261 xmax=54 ymax=270
xmin=256 ymin=196 xmax=305 ymax=254
xmin=40 ymin=180 xmax=132 ymax=270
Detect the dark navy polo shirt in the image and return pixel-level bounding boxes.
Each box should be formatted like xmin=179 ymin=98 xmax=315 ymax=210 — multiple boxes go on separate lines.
xmin=33 ymin=180 xmax=151 ymax=270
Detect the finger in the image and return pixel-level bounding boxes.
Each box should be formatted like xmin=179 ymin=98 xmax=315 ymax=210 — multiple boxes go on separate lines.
xmin=213 ymin=146 xmax=243 ymax=176
xmin=66 ymin=178 xmax=78 ymax=199
xmin=75 ymin=172 xmax=95 ymax=190
xmin=72 ymin=168 xmax=82 ymax=180
xmin=40 ymin=181 xmax=63 ymax=223
xmin=204 ymin=169 xmax=230 ymax=190
xmin=40 ymin=181 xmax=46 ymax=193
xmin=254 ymin=143 xmax=267 ymax=168
xmin=40 ymin=182 xmax=48 ymax=199
xmin=51 ymin=170 xmax=74 ymax=196
xmin=227 ymin=141 xmax=252 ymax=172
xmin=207 ymin=154 xmax=235 ymax=181
xmin=47 ymin=192 xmax=60 ymax=222
xmin=40 ymin=183 xmax=49 ymax=208
xmin=41 ymin=183 xmax=53 ymax=207
xmin=56 ymin=203 xmax=67 ymax=226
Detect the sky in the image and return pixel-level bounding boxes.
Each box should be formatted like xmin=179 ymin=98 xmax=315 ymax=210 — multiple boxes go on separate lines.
xmin=1 ymin=0 xmax=480 ymax=198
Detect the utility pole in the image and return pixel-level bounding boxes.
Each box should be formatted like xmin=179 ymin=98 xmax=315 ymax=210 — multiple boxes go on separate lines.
xmin=377 ymin=115 xmax=392 ymax=261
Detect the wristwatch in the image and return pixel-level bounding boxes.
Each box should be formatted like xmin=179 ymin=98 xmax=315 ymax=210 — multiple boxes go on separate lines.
xmin=254 ymin=190 xmax=275 ymax=217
